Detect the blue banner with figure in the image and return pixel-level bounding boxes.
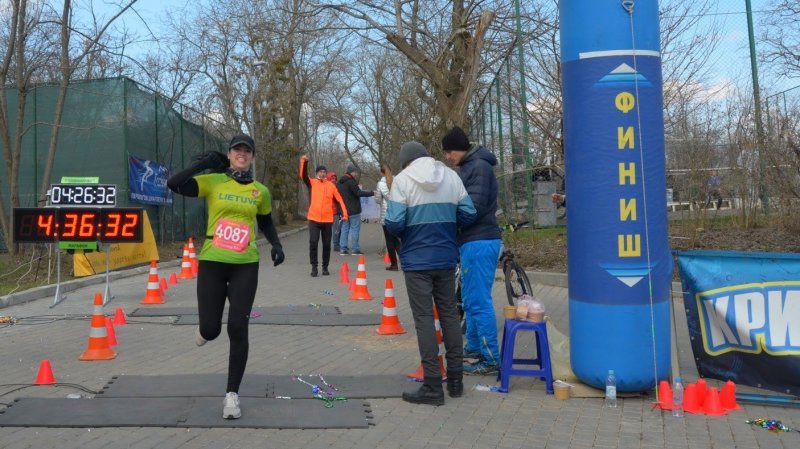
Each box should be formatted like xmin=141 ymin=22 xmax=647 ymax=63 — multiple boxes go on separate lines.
xmin=128 ymin=155 xmax=172 ymax=206
xmin=677 ymin=250 xmax=800 ymax=396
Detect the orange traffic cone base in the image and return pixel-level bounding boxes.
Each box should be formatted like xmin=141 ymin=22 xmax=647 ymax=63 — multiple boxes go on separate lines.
xmin=35 ymin=360 xmax=56 ymax=385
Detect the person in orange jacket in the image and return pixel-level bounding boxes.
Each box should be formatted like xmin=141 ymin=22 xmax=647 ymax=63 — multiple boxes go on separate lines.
xmin=300 ymin=154 xmax=348 ymax=276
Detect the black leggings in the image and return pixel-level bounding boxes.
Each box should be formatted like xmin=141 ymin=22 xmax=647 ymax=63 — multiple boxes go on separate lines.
xmin=308 ymin=220 xmax=332 ymax=267
xmin=196 ymin=260 xmax=259 ymax=393
xmin=382 ymin=225 xmax=400 ymax=266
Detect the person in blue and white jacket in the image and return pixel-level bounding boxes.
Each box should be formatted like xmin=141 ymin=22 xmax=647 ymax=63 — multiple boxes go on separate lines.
xmin=385 ymin=141 xmax=476 ymax=406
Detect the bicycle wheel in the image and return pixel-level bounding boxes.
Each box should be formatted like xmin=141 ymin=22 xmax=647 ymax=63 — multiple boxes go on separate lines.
xmin=503 ymin=258 xmax=532 ymax=306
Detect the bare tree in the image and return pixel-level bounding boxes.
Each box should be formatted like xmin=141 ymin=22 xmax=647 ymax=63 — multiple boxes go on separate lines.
xmin=760 ymin=0 xmax=800 ymax=80
xmin=313 ymin=0 xmax=512 ymax=149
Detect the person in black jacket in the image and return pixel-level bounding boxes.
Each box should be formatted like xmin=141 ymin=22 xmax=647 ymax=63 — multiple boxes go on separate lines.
xmin=442 ymin=126 xmax=503 ymax=376
xmin=336 ymin=165 xmax=374 ymax=256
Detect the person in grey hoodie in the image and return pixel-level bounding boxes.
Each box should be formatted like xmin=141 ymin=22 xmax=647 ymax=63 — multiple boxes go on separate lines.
xmin=385 ymin=141 xmax=476 ymax=405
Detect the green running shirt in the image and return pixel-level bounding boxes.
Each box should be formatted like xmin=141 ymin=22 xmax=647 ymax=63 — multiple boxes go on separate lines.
xmin=195 ymin=173 xmax=272 ymax=264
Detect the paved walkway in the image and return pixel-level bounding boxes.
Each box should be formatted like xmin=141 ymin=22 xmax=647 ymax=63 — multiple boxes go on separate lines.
xmin=0 ymin=221 xmax=797 ymax=449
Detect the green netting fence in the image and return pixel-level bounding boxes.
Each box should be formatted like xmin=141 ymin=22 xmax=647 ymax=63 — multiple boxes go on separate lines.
xmin=1 ymin=77 xmax=230 ymax=250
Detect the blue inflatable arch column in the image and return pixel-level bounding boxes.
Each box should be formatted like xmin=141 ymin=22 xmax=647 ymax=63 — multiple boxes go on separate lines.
xmin=559 ymin=1 xmax=671 ymax=391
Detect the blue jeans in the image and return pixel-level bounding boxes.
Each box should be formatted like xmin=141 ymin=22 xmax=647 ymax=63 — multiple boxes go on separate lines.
xmin=461 ymin=239 xmax=502 ymax=365
xmin=338 ymin=213 xmax=361 ymax=252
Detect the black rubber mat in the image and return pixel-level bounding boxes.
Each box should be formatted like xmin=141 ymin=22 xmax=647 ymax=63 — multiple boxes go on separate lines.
xmin=129 ymin=305 xmax=341 ymax=317
xmin=0 ymin=397 xmax=372 ymax=428
xmin=98 ymin=373 xmax=411 ymax=399
xmin=173 ymin=313 xmax=381 ymax=326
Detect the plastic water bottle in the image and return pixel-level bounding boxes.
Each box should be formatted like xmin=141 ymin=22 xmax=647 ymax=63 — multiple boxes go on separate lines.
xmin=672 ymin=377 xmax=684 ymax=417
xmin=605 ymin=369 xmax=617 ymax=408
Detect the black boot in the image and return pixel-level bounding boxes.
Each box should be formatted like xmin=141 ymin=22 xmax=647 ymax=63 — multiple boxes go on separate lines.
xmin=310 ymin=265 xmax=318 ymax=277
xmin=446 ymin=371 xmax=463 ymax=398
xmin=402 ymin=377 xmax=444 ymax=406
xmin=321 ymin=266 xmax=330 ymax=276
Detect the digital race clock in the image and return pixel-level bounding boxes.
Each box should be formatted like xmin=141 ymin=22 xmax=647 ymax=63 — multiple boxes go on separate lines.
xmin=48 ymin=184 xmax=117 ymax=206
xmin=12 ymin=208 xmax=144 ymax=243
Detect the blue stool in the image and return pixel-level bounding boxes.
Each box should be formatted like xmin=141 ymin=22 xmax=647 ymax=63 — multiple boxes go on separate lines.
xmin=497 ymin=318 xmax=554 ymax=394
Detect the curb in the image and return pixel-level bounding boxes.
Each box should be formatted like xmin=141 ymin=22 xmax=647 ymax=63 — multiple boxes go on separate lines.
xmin=0 ymin=226 xmax=307 ymax=309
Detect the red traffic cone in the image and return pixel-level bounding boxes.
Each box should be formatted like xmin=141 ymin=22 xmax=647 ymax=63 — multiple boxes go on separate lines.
xmin=140 ymin=260 xmax=164 ymax=304
xmin=169 ymin=271 xmax=179 ymax=285
xmin=349 ymin=255 xmax=373 ymax=300
xmin=683 ymin=383 xmax=702 ymax=414
xmin=105 ymin=317 xmax=118 ymax=347
xmin=34 ymin=359 xmax=56 ymax=385
xmin=719 ymin=380 xmax=742 ymax=411
xmin=159 ymin=277 xmax=168 ymax=296
xmin=657 ymin=380 xmax=674 ymax=410
xmin=383 ymin=252 xmax=391 ymax=264
xmin=407 ymin=305 xmax=447 ymax=381
xmin=376 ymin=278 xmax=406 ymax=335
xmin=349 ymin=278 xmax=356 ymax=292
xmin=695 ymin=378 xmax=707 ymax=407
xmin=79 ymin=293 xmax=117 ymax=361
xmin=178 ymin=244 xmax=195 ymax=280
xmin=340 ymin=261 xmax=350 ymax=285
xmin=702 ymin=387 xmax=727 ymax=416
xmin=113 ymin=307 xmax=127 ymax=326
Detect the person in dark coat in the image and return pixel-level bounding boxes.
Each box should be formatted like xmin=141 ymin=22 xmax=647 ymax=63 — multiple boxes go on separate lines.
xmin=336 ymin=164 xmax=374 ymax=255
xmin=442 ymin=126 xmax=503 ymax=376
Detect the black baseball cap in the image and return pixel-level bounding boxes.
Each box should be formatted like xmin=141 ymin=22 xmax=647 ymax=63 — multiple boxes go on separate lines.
xmin=229 ymin=134 xmax=255 ymax=152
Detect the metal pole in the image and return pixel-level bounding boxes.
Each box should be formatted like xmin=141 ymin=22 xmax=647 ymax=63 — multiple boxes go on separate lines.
xmin=495 ymin=77 xmax=510 ymax=218
xmin=745 ymin=0 xmax=768 ymax=212
xmin=513 ymin=0 xmax=534 ymax=221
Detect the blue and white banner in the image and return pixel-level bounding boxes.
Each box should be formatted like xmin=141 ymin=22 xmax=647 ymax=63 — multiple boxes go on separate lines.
xmin=128 ymin=155 xmax=172 ymax=206
xmin=677 ymin=250 xmax=800 ymax=396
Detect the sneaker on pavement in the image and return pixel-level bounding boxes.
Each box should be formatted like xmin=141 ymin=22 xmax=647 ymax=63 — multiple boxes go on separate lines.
xmin=195 ymin=327 xmax=207 ymax=347
xmin=223 ymin=392 xmax=241 ymax=419
xmin=350 ymin=250 xmax=363 ymax=256
xmin=339 ymin=250 xmax=349 ymax=256
xmin=463 ymin=360 xmax=499 ymax=376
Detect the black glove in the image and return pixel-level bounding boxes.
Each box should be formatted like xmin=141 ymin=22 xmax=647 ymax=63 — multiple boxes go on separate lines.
xmin=199 ymin=151 xmax=230 ymax=172
xmin=271 ymin=245 xmax=285 ymax=267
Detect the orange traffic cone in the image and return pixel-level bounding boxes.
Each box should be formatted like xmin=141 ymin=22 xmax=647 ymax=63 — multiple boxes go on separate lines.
xmin=349 ymin=278 xmax=356 ymax=292
xmin=188 ymin=238 xmax=199 ymax=276
xmin=34 ymin=359 xmax=56 ymax=385
xmin=376 ymin=278 xmax=406 ymax=335
xmin=140 ymin=260 xmax=164 ymax=304
xmin=178 ymin=244 xmax=195 ymax=280
xmin=349 ymin=255 xmax=373 ymax=300
xmin=169 ymin=271 xmax=179 ymax=285
xmin=383 ymin=252 xmax=391 ymax=264
xmin=105 ymin=317 xmax=118 ymax=347
xmin=340 ymin=261 xmax=350 ymax=285
xmin=113 ymin=307 xmax=127 ymax=326
xmin=159 ymin=277 xmax=168 ymax=296
xmin=657 ymin=380 xmax=674 ymax=410
xmin=683 ymin=383 xmax=702 ymax=414
xmin=407 ymin=305 xmax=447 ymax=381
xmin=703 ymin=387 xmax=726 ymax=416
xmin=695 ymin=378 xmax=707 ymax=407
xmin=719 ymin=380 xmax=741 ymax=411
xmin=79 ymin=293 xmax=117 ymax=361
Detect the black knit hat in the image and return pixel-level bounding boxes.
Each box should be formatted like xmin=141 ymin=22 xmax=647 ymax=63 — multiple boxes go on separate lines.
xmin=399 ymin=141 xmax=430 ymax=168
xmin=229 ymin=134 xmax=255 ymax=152
xmin=315 ymin=165 xmax=327 ymax=173
xmin=441 ymin=126 xmax=470 ymax=152
xmin=346 ymin=164 xmax=359 ymax=174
